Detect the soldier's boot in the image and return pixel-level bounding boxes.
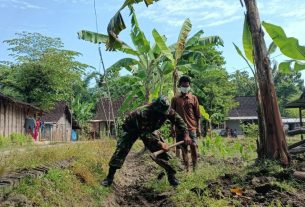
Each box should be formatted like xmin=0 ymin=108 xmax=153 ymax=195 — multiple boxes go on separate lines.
xmin=167 ymin=174 xmax=179 ymax=187
xmin=101 ymin=167 xmax=117 ymax=187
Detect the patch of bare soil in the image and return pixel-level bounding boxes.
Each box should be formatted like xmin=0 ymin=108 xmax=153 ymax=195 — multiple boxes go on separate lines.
xmin=192 ymin=155 xmax=305 ymax=207
xmin=102 ymin=152 xmax=175 ymax=207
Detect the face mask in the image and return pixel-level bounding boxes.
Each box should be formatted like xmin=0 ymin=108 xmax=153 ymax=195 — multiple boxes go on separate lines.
xmin=180 ymin=86 xmax=190 ymax=93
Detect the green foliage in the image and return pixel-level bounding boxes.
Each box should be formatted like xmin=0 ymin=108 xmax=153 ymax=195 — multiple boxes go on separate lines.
xmin=0 ymin=133 xmax=33 ymax=149
xmin=192 ymin=67 xmax=237 ymax=120
xmin=234 ymin=20 xmax=304 ymax=117
xmin=159 ymin=122 xmax=172 ymax=142
xmin=200 ymin=135 xmax=256 ymax=160
xmin=201 ymin=136 xmax=212 ymax=156
xmin=105 ymin=0 xmax=159 ymax=50
xmin=199 ymin=105 xmax=210 ymax=121
xmin=243 ymin=16 xmax=254 ymax=64
xmin=71 ymin=96 xmax=94 ymax=127
xmin=262 ymin=21 xmax=305 ymax=73
xmin=1 ymin=32 xmax=89 ymax=110
xmin=230 ymin=70 xmax=256 ymax=96
xmin=240 ymin=123 xmax=258 ymax=137
xmin=175 ymin=18 xmax=192 ymax=62
xmin=273 ymin=68 xmax=304 ymax=116
xmin=262 ymin=22 xmax=305 ymax=61
xmin=0 ymin=135 xmax=9 ymax=147
xmin=3 ymin=31 xmax=63 ymax=62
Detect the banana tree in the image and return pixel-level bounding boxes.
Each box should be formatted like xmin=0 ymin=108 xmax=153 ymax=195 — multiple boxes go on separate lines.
xmin=152 ymin=19 xmax=223 ymax=95
xmin=106 ymin=0 xmax=160 ymax=50
xmin=241 ymin=0 xmax=290 ymax=165
xmin=262 ymin=22 xmax=305 ymax=73
xmin=79 ymin=8 xmax=171 ymax=112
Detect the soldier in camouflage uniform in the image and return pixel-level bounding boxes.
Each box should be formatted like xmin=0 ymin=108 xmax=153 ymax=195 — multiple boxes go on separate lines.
xmin=101 ymin=96 xmax=191 ymax=187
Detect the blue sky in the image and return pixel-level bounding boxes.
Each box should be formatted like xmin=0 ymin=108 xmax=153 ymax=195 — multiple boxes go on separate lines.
xmin=1 ymin=0 xmax=305 ymax=78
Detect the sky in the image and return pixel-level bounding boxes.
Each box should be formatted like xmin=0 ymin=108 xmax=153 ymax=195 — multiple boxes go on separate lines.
xmin=1 ymin=0 xmax=305 ymax=78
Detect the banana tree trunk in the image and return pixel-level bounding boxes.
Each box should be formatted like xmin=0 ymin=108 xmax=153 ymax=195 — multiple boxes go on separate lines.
xmin=244 ymin=0 xmax=290 ymax=165
xmin=173 ymin=69 xmax=179 ymax=95
xmin=145 ymin=85 xmax=150 ymax=104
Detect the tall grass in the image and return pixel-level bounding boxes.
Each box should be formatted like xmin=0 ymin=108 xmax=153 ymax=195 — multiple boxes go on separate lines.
xmin=2 ymin=139 xmax=116 ymax=206
xmin=0 ymin=133 xmax=33 ymax=149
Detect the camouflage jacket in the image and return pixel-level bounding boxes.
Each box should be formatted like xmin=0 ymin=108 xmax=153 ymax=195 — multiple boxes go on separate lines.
xmin=122 ymin=104 xmax=188 ymax=136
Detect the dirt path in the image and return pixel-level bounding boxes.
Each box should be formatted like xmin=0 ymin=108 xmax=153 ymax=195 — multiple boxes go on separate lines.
xmin=102 ymin=152 xmax=175 ymax=207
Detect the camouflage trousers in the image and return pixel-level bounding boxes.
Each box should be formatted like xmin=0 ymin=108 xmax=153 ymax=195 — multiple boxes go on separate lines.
xmin=108 ymin=130 xmax=176 ymax=175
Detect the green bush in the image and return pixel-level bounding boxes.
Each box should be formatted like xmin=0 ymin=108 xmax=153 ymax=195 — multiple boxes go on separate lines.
xmin=240 ymin=123 xmax=258 ymax=137
xmin=0 ymin=135 xmax=9 ymax=147
xmin=159 ymin=122 xmax=172 ymax=142
xmin=9 ymin=133 xmax=33 ymax=146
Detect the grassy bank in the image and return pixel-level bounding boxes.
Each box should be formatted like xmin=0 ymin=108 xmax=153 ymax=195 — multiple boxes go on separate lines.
xmin=1 ymin=139 xmax=116 ymax=206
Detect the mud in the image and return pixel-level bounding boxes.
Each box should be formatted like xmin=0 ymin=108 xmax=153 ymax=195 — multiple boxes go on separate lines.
xmin=102 ymin=152 xmax=175 ymax=207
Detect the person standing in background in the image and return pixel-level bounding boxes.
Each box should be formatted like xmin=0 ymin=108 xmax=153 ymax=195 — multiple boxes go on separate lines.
xmin=171 ymin=76 xmax=201 ymax=172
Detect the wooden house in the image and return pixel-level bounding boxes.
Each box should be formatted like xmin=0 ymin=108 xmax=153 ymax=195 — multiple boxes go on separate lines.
xmin=42 ymin=102 xmax=80 ymax=142
xmin=0 ymin=93 xmax=43 ymax=137
xmin=90 ymin=97 xmax=125 ymax=138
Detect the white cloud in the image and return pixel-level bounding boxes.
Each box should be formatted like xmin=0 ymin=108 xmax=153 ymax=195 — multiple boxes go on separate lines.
xmin=136 ymin=0 xmax=305 ymax=31
xmin=206 ymin=16 xmax=242 ymax=27
xmin=137 ymin=0 xmax=241 ymax=28
xmin=0 ymin=0 xmax=44 ymax=10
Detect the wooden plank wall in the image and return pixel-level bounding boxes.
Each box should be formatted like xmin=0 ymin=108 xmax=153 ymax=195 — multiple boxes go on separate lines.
xmin=0 ymin=101 xmax=5 ymax=136
xmin=0 ymin=101 xmax=36 ymax=137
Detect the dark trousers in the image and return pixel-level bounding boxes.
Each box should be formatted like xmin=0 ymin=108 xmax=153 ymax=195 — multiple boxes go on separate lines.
xmin=109 ymin=130 xmax=176 ymax=175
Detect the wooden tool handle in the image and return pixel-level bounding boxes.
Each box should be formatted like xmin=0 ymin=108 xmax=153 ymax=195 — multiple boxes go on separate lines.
xmin=153 ymin=141 xmax=184 ymax=157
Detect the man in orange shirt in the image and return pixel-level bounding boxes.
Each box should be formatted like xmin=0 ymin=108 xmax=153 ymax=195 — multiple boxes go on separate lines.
xmin=171 ymin=76 xmax=201 ymax=171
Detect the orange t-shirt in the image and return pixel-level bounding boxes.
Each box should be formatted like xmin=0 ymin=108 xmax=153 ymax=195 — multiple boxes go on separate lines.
xmin=171 ymin=93 xmax=201 ymax=132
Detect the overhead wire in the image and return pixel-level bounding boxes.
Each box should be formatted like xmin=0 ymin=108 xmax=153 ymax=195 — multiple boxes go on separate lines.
xmin=93 ymin=0 xmax=118 ymax=138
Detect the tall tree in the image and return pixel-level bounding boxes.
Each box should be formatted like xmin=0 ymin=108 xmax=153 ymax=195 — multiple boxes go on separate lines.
xmin=243 ymin=0 xmax=290 ymax=165
xmin=1 ymin=33 xmax=89 ymax=110
xmin=3 ymin=31 xmax=63 ymax=62
xmin=230 ymin=70 xmax=256 ymax=97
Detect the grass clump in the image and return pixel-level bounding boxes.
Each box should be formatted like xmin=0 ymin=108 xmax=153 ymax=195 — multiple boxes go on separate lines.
xmin=14 ymin=168 xmax=111 ymax=206
xmin=2 ymin=139 xmax=116 ymax=206
xmin=0 ymin=133 xmax=33 ymax=149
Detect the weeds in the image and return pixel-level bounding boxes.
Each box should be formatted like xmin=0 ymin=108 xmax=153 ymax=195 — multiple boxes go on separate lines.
xmin=1 ymin=139 xmax=116 ymax=206
xmin=0 ymin=133 xmax=33 ymax=149
xmin=200 ymin=135 xmax=257 ymax=161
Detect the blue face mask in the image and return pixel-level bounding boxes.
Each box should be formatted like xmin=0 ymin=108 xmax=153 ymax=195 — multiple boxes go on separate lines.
xmin=180 ymin=86 xmax=190 ymax=93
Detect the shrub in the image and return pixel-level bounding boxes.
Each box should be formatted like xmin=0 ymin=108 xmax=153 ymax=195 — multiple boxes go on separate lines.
xmin=240 ymin=123 xmax=258 ymax=137
xmin=0 ymin=135 xmax=9 ymax=147
xmin=9 ymin=133 xmax=33 ymax=146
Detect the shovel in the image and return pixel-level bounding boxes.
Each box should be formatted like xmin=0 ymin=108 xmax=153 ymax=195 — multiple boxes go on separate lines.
xmin=150 ymin=141 xmax=184 ymax=159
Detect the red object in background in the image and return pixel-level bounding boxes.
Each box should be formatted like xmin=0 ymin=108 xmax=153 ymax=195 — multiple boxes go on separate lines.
xmin=27 ymin=127 xmax=34 ymax=138
xmin=34 ymin=119 xmax=41 ymax=141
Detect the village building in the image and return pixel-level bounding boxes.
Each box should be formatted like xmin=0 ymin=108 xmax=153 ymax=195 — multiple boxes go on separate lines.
xmin=225 ymin=96 xmax=302 ymax=135
xmin=0 ymin=93 xmax=43 ymax=138
xmin=90 ymin=97 xmax=125 ymax=138
xmin=41 ymin=102 xmax=80 ymax=142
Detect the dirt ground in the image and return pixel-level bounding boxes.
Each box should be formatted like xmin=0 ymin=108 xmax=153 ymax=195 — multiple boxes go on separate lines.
xmin=102 ymin=152 xmax=175 ymax=207
xmin=192 ymin=155 xmax=305 ymax=207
